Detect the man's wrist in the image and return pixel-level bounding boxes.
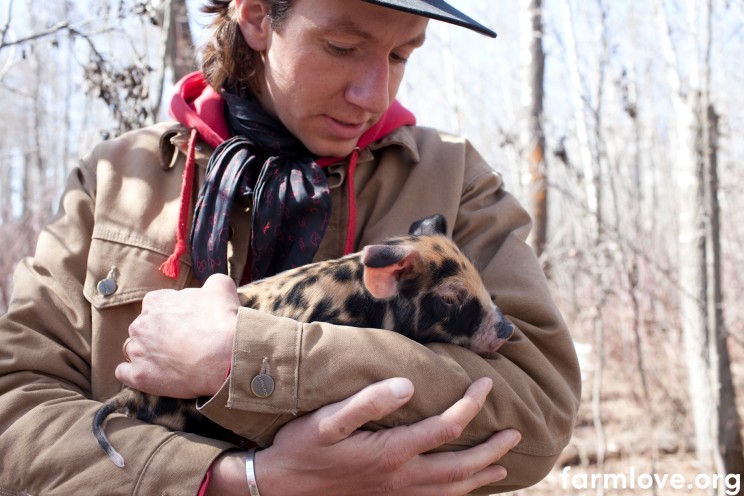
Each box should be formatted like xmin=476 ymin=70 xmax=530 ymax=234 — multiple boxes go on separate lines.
xmin=204 ymin=451 xmax=252 ymax=496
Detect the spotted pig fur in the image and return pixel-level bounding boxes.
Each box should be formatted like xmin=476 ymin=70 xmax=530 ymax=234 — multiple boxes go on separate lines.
xmin=93 ymin=214 xmax=514 ymax=467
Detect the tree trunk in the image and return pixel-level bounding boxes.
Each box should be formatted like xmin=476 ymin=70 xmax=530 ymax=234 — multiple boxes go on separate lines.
xmin=658 ymin=0 xmax=714 ymax=477
xmin=704 ymin=102 xmax=744 ymax=481
xmin=519 ymin=0 xmax=548 ymax=259
xmin=0 ymin=156 xmax=10 ymax=222
xmin=660 ymin=0 xmax=744 ymax=482
xmin=153 ymin=0 xmax=196 ymax=118
xmin=561 ymin=0 xmax=607 ymax=474
xmin=168 ymin=0 xmax=196 ymax=82
xmin=699 ymin=3 xmax=744 ymax=479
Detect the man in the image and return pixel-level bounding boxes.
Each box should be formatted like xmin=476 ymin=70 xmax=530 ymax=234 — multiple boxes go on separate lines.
xmin=0 ymin=0 xmax=580 ymax=494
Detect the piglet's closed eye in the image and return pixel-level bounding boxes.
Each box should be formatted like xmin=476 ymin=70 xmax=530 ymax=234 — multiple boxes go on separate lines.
xmin=361 ymin=244 xmax=417 ymax=299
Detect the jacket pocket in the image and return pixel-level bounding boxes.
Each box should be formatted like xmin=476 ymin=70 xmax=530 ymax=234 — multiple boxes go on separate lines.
xmin=83 ymin=230 xmax=196 ymax=401
xmin=83 ymin=228 xmax=191 ymax=309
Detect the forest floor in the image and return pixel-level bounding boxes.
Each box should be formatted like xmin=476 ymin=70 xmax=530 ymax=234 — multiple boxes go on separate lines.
xmin=501 ymin=341 xmax=744 ymax=496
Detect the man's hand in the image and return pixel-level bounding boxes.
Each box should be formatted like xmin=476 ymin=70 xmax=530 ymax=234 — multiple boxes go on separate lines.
xmin=115 ymin=274 xmax=238 ymax=398
xmin=207 ymin=377 xmax=520 ymax=495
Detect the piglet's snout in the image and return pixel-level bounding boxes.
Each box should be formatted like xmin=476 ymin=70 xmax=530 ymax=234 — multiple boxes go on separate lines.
xmin=472 ymin=305 xmax=514 ymax=355
xmin=496 ymin=314 xmax=514 ymax=340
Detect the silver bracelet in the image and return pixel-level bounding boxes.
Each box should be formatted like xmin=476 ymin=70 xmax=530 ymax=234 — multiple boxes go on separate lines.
xmin=245 ymin=447 xmax=262 ymax=496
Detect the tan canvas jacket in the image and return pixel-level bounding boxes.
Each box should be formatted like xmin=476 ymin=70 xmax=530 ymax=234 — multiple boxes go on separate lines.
xmin=0 ymin=121 xmax=580 ymax=495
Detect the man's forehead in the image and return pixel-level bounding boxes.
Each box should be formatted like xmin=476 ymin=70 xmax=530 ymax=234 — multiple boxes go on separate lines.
xmin=323 ymin=17 xmax=427 ymax=46
xmin=295 ymin=0 xmax=428 ymax=45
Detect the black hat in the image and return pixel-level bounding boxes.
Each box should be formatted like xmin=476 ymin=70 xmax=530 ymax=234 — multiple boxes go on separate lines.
xmin=360 ymin=0 xmax=496 ymax=38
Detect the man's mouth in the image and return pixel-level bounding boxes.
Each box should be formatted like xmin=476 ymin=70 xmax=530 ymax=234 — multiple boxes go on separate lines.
xmin=323 ymin=115 xmax=369 ymax=140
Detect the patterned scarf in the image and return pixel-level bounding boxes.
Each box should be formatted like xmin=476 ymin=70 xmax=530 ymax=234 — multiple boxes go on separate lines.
xmin=190 ymin=86 xmax=331 ymax=283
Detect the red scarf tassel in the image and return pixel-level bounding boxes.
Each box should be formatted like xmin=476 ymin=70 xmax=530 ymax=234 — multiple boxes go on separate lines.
xmin=159 ymin=128 xmax=199 ymax=279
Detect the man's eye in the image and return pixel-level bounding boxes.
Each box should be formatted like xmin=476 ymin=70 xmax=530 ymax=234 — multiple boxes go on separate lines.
xmin=327 ymin=43 xmax=355 ymax=56
xmin=390 ymin=52 xmax=409 ymax=65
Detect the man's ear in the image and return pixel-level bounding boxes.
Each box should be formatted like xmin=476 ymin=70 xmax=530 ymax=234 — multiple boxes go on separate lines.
xmin=235 ymin=0 xmax=272 ymax=51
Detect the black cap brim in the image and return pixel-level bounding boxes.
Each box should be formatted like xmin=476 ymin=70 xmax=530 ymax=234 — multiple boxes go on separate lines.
xmin=360 ymin=0 xmax=497 ymax=38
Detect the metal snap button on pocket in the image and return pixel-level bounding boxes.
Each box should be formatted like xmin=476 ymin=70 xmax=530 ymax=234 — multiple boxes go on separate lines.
xmin=97 ymin=267 xmax=120 ymax=296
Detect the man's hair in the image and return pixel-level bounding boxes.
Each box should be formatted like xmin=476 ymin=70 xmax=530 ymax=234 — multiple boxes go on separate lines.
xmin=201 ymin=0 xmax=294 ymax=91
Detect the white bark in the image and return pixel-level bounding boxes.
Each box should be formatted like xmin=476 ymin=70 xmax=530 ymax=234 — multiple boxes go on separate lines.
xmin=561 ymin=1 xmax=596 ymax=216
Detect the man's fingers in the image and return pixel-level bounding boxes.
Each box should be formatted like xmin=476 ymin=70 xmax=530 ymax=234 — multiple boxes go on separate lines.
xmin=412 ymin=464 xmax=509 ymax=496
xmin=315 ymin=378 xmax=414 ymax=444
xmin=391 ymin=377 xmax=494 ymax=459
xmin=455 ymin=428 xmax=521 ymax=474
xmin=408 ymin=428 xmax=520 ymax=486
xmin=202 ymin=273 xmax=239 ymax=302
xmin=439 ymin=376 xmax=492 ymax=427
xmin=114 ymin=361 xmax=133 ymax=386
xmin=308 ymin=375 xmax=506 ymax=480
xmin=263 ymin=377 xmax=520 ymax=496
xmin=381 ymin=429 xmax=519 ymax=494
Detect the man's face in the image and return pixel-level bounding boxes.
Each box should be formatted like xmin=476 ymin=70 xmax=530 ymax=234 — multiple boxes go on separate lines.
xmin=254 ymin=0 xmax=428 ymax=157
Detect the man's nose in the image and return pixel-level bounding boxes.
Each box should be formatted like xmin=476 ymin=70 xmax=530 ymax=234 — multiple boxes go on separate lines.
xmin=345 ymin=59 xmax=390 ymax=114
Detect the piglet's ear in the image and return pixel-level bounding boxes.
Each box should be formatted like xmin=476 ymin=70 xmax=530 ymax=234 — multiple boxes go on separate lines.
xmin=409 ymin=214 xmax=447 ymax=236
xmin=361 ymin=244 xmax=417 ymax=299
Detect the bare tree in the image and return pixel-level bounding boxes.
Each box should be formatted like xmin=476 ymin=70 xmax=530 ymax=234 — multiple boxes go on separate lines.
xmin=658 ymin=0 xmax=744 ymax=482
xmin=153 ymin=0 xmax=196 ymax=118
xmin=699 ymin=1 xmax=744 ymax=477
xmin=0 ymin=0 xmax=179 ymax=312
xmin=519 ymin=0 xmax=548 ymax=260
xmin=561 ymin=1 xmax=610 ymax=478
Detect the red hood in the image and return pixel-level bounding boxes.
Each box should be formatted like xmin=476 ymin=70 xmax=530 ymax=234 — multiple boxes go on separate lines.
xmin=169 ymin=71 xmax=416 ymax=160
xmin=169 ymin=72 xmax=230 ymax=149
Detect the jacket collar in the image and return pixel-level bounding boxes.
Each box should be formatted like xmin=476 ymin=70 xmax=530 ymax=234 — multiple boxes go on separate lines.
xmin=369 ymin=125 xmax=421 ymax=163
xmin=159 ymin=122 xmax=421 ymax=171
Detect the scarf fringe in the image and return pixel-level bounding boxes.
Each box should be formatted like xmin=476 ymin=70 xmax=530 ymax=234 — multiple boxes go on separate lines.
xmin=160 ymin=127 xmax=199 ymax=279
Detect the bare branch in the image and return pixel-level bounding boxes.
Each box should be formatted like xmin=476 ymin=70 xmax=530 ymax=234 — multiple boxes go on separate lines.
xmin=0 ymin=20 xmax=71 ymax=50
xmin=1 ymin=0 xmax=14 ymax=46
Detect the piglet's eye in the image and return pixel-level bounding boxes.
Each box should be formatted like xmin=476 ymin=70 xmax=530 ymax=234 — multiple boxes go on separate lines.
xmin=440 ymin=294 xmax=458 ymax=306
xmin=438 ymin=288 xmax=466 ymax=307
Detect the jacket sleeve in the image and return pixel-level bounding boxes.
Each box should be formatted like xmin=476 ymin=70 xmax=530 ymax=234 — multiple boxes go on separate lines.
xmin=199 ymin=143 xmax=581 ymax=492
xmin=0 ymin=150 xmax=231 ymax=495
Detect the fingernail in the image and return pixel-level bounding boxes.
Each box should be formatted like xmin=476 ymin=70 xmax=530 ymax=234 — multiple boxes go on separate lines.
xmin=509 ymin=431 xmax=522 ymax=448
xmin=493 ymin=466 xmax=508 ymax=482
xmin=388 ymin=378 xmax=413 ymax=399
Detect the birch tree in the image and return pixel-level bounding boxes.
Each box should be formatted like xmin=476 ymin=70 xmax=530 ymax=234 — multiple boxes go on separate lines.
xmin=560 ymin=1 xmax=608 ymax=472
